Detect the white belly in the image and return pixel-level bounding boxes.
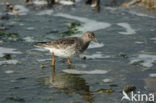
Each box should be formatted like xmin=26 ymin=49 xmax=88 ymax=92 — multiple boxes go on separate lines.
xmin=45 ymin=47 xmax=79 ymax=58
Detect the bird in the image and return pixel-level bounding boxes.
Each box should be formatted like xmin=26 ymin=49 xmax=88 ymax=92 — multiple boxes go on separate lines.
xmin=35 ymin=31 xmax=98 ymax=66
xmin=5 ymin=1 xmax=18 ymax=18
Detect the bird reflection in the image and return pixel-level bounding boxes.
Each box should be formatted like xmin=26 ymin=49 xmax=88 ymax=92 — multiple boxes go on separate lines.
xmin=39 ymin=66 xmax=94 ymax=103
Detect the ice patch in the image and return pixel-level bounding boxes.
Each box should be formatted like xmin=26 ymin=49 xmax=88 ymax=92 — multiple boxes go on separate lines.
xmin=150 ymin=29 xmax=155 ymax=31
xmin=88 ymin=42 xmax=104 ymax=49
xmin=26 ymin=27 xmax=35 ymax=31
xmin=5 ymin=70 xmax=14 ymax=74
xmin=135 ymin=41 xmax=144 ymax=44
xmin=105 ymin=7 xmax=118 ymax=11
xmin=59 ymin=0 xmax=74 ymax=5
xmin=0 ymin=47 xmax=22 ymax=57
xmin=117 ymin=23 xmax=136 ymax=35
xmin=129 ymin=11 xmax=156 ymax=19
xmin=75 ymin=0 xmax=81 ymax=2
xmin=0 ymin=60 xmax=18 ymax=65
xmin=149 ymin=73 xmax=156 ymax=77
xmin=23 ymin=36 xmax=35 ymax=42
xmin=63 ymin=69 xmax=108 ymax=74
xmin=36 ymin=10 xmax=53 ymax=15
xmin=33 ymin=0 xmax=47 ymax=5
xmin=15 ymin=5 xmax=29 ymax=15
xmin=54 ymin=13 xmax=111 ymax=33
xmin=82 ymin=52 xmax=111 ymax=59
xmin=130 ymin=54 xmax=156 ymax=68
xmin=19 ymin=23 xmax=24 ymax=26
xmin=150 ymin=38 xmax=156 ymax=43
xmin=103 ymin=78 xmax=112 ymax=83
xmin=150 ymin=37 xmax=156 ymax=41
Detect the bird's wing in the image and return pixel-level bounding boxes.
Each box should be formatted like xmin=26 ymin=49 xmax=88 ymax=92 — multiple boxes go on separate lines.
xmin=35 ymin=37 xmax=80 ymax=49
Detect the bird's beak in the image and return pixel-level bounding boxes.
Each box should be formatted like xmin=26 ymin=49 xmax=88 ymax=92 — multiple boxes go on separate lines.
xmin=92 ymin=37 xmax=98 ymax=42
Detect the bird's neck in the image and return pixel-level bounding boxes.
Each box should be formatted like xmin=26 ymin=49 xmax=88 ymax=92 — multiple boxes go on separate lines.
xmin=84 ymin=41 xmax=90 ymax=49
xmin=81 ymin=39 xmax=90 ymax=51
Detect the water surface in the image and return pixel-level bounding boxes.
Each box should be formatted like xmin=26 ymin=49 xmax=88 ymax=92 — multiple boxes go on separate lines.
xmin=0 ymin=0 xmax=156 ymax=103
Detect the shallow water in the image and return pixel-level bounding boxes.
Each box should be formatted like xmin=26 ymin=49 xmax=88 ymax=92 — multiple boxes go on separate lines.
xmin=0 ymin=0 xmax=156 ymax=103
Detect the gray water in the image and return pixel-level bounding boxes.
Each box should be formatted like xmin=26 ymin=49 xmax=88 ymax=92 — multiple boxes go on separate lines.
xmin=0 ymin=0 xmax=156 ymax=103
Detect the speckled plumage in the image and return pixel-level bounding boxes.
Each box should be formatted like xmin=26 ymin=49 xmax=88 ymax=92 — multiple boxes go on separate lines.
xmin=35 ymin=31 xmax=97 ymax=58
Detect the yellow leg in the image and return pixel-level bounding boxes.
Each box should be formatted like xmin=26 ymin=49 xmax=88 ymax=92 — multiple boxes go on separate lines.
xmin=67 ymin=58 xmax=72 ymax=65
xmin=51 ymin=65 xmax=55 ymax=83
xmin=52 ymin=52 xmax=55 ymax=66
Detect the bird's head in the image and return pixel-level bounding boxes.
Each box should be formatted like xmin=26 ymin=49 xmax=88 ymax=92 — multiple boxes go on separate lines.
xmin=82 ymin=31 xmax=98 ymax=42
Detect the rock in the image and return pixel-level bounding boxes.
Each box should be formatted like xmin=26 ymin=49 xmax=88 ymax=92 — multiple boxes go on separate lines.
xmin=121 ymin=0 xmax=141 ymax=7
xmin=121 ymin=0 xmax=156 ymax=10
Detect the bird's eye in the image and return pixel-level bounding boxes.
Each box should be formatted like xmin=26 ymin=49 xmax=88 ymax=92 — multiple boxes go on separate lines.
xmin=88 ymin=34 xmax=92 ymax=38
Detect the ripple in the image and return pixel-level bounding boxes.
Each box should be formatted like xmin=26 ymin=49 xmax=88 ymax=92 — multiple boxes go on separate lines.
xmin=82 ymin=52 xmax=111 ymax=59
xmin=103 ymin=78 xmax=112 ymax=83
xmin=33 ymin=0 xmax=47 ymax=5
xmin=63 ymin=69 xmax=108 ymax=74
xmin=117 ymin=23 xmax=136 ymax=35
xmin=5 ymin=70 xmax=14 ymax=74
xmin=150 ymin=37 xmax=156 ymax=41
xmin=36 ymin=10 xmax=53 ymax=15
xmin=0 ymin=47 xmax=22 ymax=57
xmin=26 ymin=27 xmax=35 ymax=31
xmin=129 ymin=10 xmax=156 ymax=19
xmin=23 ymin=36 xmax=35 ymax=42
xmin=37 ymin=58 xmax=51 ymax=62
xmin=54 ymin=13 xmax=111 ymax=33
xmin=149 ymin=73 xmax=156 ymax=77
xmin=130 ymin=54 xmax=156 ymax=68
xmin=0 ymin=60 xmax=18 ymax=65
xmin=59 ymin=0 xmax=74 ymax=5
xmin=135 ymin=41 xmax=144 ymax=44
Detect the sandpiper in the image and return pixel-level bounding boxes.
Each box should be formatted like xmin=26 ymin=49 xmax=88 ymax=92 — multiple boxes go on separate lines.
xmin=35 ymin=31 xmax=98 ymax=66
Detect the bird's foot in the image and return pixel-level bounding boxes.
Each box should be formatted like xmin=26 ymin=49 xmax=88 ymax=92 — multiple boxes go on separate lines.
xmin=67 ymin=58 xmax=72 ymax=66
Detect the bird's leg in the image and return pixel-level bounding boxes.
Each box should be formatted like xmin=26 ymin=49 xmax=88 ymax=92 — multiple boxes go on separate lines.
xmin=67 ymin=58 xmax=72 ymax=65
xmin=52 ymin=52 xmax=55 ymax=66
xmin=51 ymin=65 xmax=55 ymax=83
